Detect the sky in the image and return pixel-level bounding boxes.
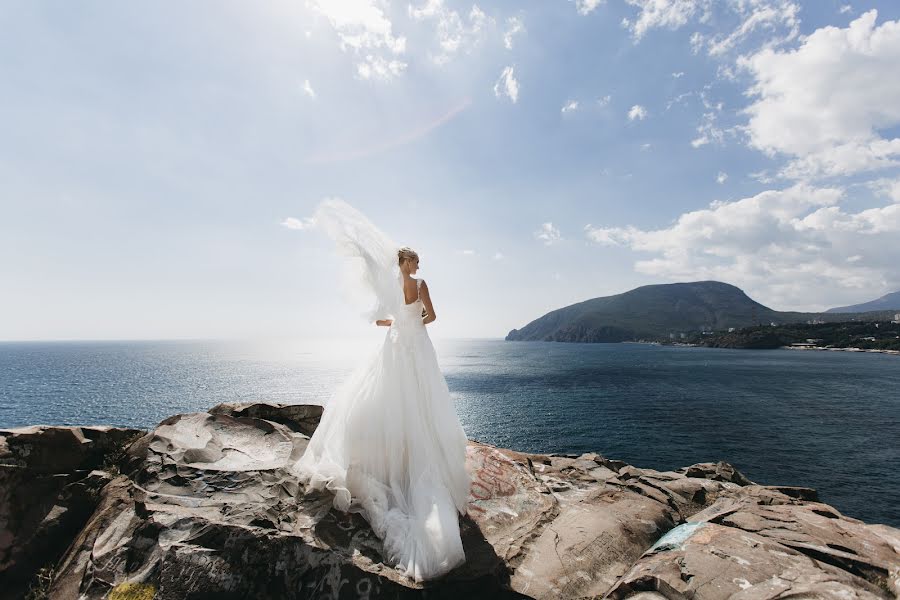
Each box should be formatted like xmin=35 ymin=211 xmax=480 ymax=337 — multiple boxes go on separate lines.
xmin=2 ymin=0 xmax=900 ymax=341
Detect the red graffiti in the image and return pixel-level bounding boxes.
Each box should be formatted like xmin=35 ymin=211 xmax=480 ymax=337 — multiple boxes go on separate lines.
xmin=467 ymin=448 xmax=519 ymax=514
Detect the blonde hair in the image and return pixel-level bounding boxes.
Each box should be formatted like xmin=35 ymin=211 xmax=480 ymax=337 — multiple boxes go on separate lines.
xmin=398 ymin=246 xmax=419 ymax=266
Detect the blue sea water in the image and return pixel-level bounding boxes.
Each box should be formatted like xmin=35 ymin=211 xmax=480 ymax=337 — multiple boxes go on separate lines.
xmin=1 ymin=339 xmax=898 ymax=527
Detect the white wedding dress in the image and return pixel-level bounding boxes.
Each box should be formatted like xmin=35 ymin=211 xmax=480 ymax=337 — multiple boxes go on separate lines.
xmin=291 ymin=200 xmax=471 ymax=582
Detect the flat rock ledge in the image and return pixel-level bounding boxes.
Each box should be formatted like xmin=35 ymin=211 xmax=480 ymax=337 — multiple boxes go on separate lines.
xmin=0 ymin=404 xmax=896 ymax=600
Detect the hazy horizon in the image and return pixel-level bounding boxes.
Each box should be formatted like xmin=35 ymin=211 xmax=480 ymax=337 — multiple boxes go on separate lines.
xmin=3 ymin=276 xmax=898 ymax=342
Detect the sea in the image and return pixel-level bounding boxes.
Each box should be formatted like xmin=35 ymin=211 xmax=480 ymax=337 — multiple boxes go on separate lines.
xmin=1 ymin=338 xmax=898 ymax=527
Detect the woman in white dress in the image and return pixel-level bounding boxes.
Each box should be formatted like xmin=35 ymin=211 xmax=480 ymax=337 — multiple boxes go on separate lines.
xmin=291 ymin=199 xmax=471 ymax=582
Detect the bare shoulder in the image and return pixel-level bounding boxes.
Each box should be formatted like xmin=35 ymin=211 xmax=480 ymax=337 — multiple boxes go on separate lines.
xmin=418 ymin=278 xmax=429 ymax=293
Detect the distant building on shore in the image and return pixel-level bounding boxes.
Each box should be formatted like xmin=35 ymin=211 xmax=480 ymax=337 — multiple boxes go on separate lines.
xmin=894 ymin=313 xmax=900 ymax=323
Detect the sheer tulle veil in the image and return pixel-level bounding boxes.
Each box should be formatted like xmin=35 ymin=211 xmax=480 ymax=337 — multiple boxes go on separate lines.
xmin=311 ymin=198 xmax=404 ymax=324
xmin=293 ymin=198 xmax=471 ymax=582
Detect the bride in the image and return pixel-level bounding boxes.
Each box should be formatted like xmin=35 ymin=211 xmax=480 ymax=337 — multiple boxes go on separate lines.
xmin=291 ymin=199 xmax=471 ymax=582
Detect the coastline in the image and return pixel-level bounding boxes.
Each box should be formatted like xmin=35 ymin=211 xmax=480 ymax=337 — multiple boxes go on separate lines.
xmin=781 ymin=345 xmax=900 ymax=356
xmin=619 ymin=340 xmax=900 ymax=356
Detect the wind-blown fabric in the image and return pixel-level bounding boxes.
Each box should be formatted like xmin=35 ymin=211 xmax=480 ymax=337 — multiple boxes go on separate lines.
xmin=311 ymin=198 xmax=403 ymax=323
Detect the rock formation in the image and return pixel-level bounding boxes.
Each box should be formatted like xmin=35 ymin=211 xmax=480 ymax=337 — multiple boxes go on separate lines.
xmin=0 ymin=424 xmax=144 ymax=599
xmin=1 ymin=404 xmax=897 ymax=599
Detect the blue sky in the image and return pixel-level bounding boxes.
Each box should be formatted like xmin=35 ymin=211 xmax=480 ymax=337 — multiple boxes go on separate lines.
xmin=2 ymin=0 xmax=900 ymax=341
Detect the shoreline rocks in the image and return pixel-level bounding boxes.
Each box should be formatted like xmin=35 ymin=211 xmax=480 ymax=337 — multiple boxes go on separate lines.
xmin=0 ymin=424 xmax=144 ymax=599
xmin=1 ymin=404 xmax=897 ymax=599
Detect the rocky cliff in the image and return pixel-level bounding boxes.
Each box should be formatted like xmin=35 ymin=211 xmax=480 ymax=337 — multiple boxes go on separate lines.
xmin=2 ymin=403 xmax=898 ymax=599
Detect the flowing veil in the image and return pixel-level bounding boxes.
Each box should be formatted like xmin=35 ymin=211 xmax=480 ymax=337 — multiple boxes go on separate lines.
xmin=294 ymin=198 xmax=471 ymax=582
xmin=311 ymin=198 xmax=404 ymax=324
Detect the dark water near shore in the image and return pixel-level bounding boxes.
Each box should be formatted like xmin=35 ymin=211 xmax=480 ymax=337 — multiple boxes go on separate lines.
xmin=1 ymin=339 xmax=898 ymax=527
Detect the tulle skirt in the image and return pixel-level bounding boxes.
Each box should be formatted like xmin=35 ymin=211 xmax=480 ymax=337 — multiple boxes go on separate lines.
xmin=291 ymin=320 xmax=471 ymax=582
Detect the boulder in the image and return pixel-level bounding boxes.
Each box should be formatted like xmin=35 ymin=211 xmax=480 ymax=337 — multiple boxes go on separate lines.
xmin=208 ymin=402 xmax=323 ymax=436
xmin=605 ymin=521 xmax=889 ymax=599
xmin=0 ymin=424 xmax=144 ymax=598
xmin=605 ymin=485 xmax=900 ymax=599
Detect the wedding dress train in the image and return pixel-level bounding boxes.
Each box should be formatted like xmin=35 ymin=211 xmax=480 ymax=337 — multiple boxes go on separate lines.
xmin=291 ymin=201 xmax=471 ymax=582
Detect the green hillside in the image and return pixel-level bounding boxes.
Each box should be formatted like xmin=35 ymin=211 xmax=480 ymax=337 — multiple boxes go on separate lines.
xmin=692 ymin=321 xmax=900 ymax=350
xmin=505 ymin=281 xmax=894 ymax=342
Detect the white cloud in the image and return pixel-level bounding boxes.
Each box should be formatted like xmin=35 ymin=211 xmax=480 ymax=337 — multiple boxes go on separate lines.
xmin=624 ymin=0 xmax=704 ymax=40
xmin=623 ymin=1 xmax=801 ymax=58
xmin=706 ymin=1 xmax=800 ymax=57
xmin=869 ymin=177 xmax=900 ymax=203
xmin=409 ymin=1 xmax=494 ymax=65
xmin=597 ymin=94 xmax=612 ymax=107
xmin=699 ymin=85 xmax=721 ymax=111
xmin=503 ymin=16 xmax=525 ymax=49
xmin=309 ymin=0 xmax=406 ymax=53
xmin=470 ymin=4 xmax=488 ymax=28
xmin=672 ymin=71 xmax=685 ymax=78
xmin=666 ymin=91 xmax=693 ymax=111
xmin=561 ymin=100 xmax=579 ymax=114
xmin=584 ymin=183 xmax=900 ymax=309
xmin=308 ymin=0 xmax=407 ymax=78
xmin=716 ymin=171 xmax=728 ymax=184
xmin=691 ymin=111 xmax=726 ymax=147
xmin=534 ymin=222 xmax=561 ymax=245
xmin=574 ymin=0 xmax=605 ymax=16
xmin=840 ymin=5 xmax=852 ymax=15
xmin=457 ymin=248 xmax=476 ymax=255
xmin=716 ymin=63 xmax=738 ymax=81
xmin=795 ymin=203 xmax=900 ymax=235
xmin=641 ymin=143 xmax=652 ymax=151
xmin=688 ymin=85 xmax=731 ymax=147
xmin=492 ymin=251 xmax=504 ymax=260
xmin=689 ymin=31 xmax=705 ymax=54
xmin=750 ymin=170 xmax=776 ymax=184
xmin=302 ymin=79 xmax=316 ymax=99
xmin=407 ymin=0 xmax=441 ymax=19
xmin=281 ymin=216 xmax=316 ymax=230
xmin=628 ymin=104 xmax=648 ymax=121
xmin=494 ymin=65 xmax=519 ymax=103
xmin=357 ymin=55 xmax=407 ymax=80
xmin=739 ymin=10 xmax=900 ymax=179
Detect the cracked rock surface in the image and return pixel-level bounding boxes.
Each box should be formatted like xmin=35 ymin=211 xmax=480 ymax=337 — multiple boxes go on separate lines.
xmin=0 ymin=424 xmax=144 ymax=599
xmin=1 ymin=403 xmax=896 ymax=599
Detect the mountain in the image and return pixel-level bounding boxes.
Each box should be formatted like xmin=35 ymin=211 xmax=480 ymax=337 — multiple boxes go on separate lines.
xmin=826 ymin=291 xmax=900 ymax=313
xmin=505 ymin=281 xmax=893 ymax=343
